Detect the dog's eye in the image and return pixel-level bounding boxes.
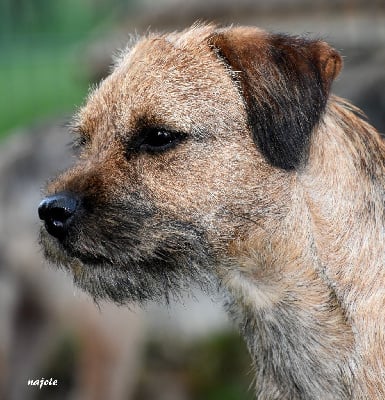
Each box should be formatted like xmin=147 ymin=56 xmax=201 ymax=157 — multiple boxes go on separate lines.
xmin=73 ymin=136 xmax=88 ymax=149
xmin=71 ymin=135 xmax=89 ymax=154
xmin=140 ymin=129 xmax=184 ymax=153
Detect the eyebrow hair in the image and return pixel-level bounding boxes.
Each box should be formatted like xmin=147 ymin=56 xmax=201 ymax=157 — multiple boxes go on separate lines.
xmin=129 ymin=113 xmax=211 ymax=141
xmin=67 ymin=109 xmax=85 ymax=134
xmin=67 ymin=121 xmax=90 ymax=142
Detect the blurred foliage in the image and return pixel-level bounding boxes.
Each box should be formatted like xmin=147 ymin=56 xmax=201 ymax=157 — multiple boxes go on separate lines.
xmin=134 ymin=330 xmax=254 ymax=400
xmin=35 ymin=332 xmax=80 ymax=400
xmin=187 ymin=333 xmax=254 ymax=400
xmin=0 ymin=0 xmax=136 ymax=138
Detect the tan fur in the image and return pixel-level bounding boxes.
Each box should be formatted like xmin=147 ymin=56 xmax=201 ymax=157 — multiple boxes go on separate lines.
xmin=40 ymin=25 xmax=385 ymax=399
xmin=302 ymin=99 xmax=385 ymax=397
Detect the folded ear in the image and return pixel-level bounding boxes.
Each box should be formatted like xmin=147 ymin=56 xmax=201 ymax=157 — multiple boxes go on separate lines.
xmin=208 ymin=27 xmax=342 ymax=170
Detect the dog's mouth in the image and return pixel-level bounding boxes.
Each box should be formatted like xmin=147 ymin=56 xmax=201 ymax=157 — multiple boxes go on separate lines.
xmin=39 ymin=217 xmax=216 ymax=304
xmin=38 ymin=193 xmax=154 ymax=269
xmin=39 ymin=223 xmax=138 ymax=274
xmin=39 ymin=228 xmax=93 ymax=273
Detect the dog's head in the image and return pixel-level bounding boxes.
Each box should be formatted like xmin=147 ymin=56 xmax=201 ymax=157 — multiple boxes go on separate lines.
xmin=39 ymin=25 xmax=341 ymax=303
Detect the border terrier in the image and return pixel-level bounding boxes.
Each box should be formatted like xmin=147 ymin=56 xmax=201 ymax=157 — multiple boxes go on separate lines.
xmin=38 ymin=24 xmax=385 ymax=399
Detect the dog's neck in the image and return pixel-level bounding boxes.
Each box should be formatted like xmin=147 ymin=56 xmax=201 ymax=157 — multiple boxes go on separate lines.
xmin=303 ymin=96 xmax=385 ymax=311
xmin=223 ymin=96 xmax=385 ymax=398
xmin=300 ymin=95 xmax=385 ymax=397
xmin=224 ymin=201 xmax=355 ymax=399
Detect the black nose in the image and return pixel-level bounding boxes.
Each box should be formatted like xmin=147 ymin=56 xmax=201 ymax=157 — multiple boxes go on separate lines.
xmin=38 ymin=192 xmax=80 ymax=240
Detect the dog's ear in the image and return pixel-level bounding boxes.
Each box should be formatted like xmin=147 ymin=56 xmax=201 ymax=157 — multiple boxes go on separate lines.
xmin=208 ymin=27 xmax=342 ymax=170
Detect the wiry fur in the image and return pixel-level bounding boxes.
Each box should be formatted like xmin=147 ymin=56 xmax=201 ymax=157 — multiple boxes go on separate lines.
xmin=39 ymin=24 xmax=385 ymax=399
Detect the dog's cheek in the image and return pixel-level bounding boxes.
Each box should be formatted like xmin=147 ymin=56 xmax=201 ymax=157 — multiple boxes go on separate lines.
xmin=141 ymin=141 xmax=266 ymax=217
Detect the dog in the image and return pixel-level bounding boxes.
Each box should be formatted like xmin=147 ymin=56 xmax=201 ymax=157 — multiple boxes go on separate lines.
xmin=38 ymin=24 xmax=385 ymax=399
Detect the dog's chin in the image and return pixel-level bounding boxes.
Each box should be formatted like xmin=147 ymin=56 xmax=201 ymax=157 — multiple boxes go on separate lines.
xmin=39 ymin=227 xmax=215 ymax=305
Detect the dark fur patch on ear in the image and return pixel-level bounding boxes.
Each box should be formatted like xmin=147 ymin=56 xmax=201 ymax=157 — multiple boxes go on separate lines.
xmin=209 ymin=29 xmax=342 ymax=170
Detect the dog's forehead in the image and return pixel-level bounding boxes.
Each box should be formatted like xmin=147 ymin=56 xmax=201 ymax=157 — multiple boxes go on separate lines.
xmin=77 ymin=26 xmax=248 ymax=138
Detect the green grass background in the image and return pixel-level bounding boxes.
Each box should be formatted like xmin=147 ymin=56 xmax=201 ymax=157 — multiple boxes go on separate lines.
xmin=0 ymin=0 xmax=132 ymax=139
xmin=0 ymin=45 xmax=88 ymax=136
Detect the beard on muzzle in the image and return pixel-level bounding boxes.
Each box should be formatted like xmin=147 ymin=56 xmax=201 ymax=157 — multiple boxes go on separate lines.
xmin=39 ymin=198 xmax=216 ymax=304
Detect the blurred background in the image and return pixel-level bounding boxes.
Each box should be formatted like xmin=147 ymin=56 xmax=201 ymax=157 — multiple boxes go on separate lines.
xmin=0 ymin=1 xmax=384 ymax=399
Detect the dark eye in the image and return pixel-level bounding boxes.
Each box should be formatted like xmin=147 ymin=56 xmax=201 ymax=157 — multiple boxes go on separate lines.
xmin=72 ymin=135 xmax=88 ymax=149
xmin=71 ymin=135 xmax=89 ymax=155
xmin=139 ymin=129 xmax=184 ymax=153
